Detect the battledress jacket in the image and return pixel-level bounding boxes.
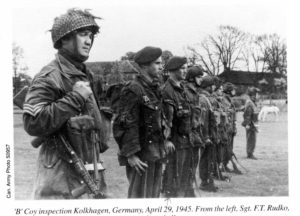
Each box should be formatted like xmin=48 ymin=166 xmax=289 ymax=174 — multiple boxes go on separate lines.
xmin=242 ymin=98 xmax=259 ymax=129
xmin=162 ymin=78 xmax=192 ymax=149
xmin=183 ymin=82 xmax=203 ymax=147
xmin=220 ymin=94 xmax=237 ymax=135
xmin=113 ymin=74 xmax=166 ymax=166
xmin=23 ymin=53 xmax=107 ymax=199
xmin=205 ymin=91 xmax=222 ymax=144
xmin=197 ymin=89 xmax=213 ymax=144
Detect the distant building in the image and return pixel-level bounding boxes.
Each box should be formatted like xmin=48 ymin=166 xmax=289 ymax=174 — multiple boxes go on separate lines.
xmin=86 ymin=60 xmax=140 ymax=106
xmin=218 ymin=69 xmax=285 ymax=95
xmin=86 ymin=60 xmax=139 ymax=85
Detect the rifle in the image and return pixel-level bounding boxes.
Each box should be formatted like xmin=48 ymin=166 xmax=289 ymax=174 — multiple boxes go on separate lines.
xmin=59 ymin=134 xmax=105 ymax=198
xmin=71 ymin=95 xmax=107 ymax=198
xmin=232 ymin=152 xmax=249 ymax=173
xmin=13 ymin=86 xmax=29 ymax=109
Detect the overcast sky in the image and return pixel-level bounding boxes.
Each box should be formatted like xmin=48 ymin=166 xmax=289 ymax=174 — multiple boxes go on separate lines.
xmin=12 ymin=0 xmax=286 ymax=77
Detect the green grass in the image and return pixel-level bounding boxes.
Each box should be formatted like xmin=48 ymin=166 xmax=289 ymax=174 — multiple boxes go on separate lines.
xmin=14 ymin=110 xmax=288 ymax=199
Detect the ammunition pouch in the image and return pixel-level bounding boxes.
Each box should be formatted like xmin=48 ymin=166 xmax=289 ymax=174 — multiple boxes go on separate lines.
xmin=176 ymin=106 xmax=191 ymax=136
xmin=190 ymin=128 xmax=203 ymax=147
xmin=66 ymin=115 xmax=99 ymax=163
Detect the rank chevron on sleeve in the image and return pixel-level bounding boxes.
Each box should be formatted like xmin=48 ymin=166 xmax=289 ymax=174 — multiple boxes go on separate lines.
xmin=23 ymin=102 xmax=48 ymax=117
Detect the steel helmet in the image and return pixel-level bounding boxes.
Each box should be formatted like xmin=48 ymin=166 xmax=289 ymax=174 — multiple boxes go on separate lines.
xmin=185 ymin=65 xmax=204 ymax=82
xmin=223 ymin=82 xmax=236 ymax=94
xmin=51 ymin=8 xmax=101 ymax=49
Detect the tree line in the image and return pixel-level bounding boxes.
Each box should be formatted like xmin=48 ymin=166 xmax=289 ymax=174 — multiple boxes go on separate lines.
xmin=185 ymin=25 xmax=286 ymax=76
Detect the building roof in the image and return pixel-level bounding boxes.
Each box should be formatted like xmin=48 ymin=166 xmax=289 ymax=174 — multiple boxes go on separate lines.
xmin=218 ymin=70 xmax=283 ymax=86
xmin=85 ymin=60 xmax=139 ymax=76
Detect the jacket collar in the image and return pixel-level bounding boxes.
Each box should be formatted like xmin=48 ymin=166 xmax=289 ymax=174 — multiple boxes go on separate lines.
xmin=185 ymin=82 xmax=197 ymax=94
xmin=136 ymin=74 xmax=160 ymax=90
xmin=167 ymin=77 xmax=184 ymax=92
xmin=55 ymin=53 xmax=87 ymax=79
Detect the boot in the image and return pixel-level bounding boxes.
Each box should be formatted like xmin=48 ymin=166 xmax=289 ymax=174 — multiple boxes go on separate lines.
xmin=199 ymin=181 xmax=218 ymax=192
xmin=231 ymin=161 xmax=242 ymax=174
xmin=247 ymin=154 xmax=258 ymax=160
xmin=224 ymin=165 xmax=232 ymax=173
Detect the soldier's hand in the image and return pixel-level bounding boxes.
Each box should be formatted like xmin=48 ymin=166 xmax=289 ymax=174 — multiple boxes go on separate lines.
xmin=73 ymin=81 xmax=93 ymax=100
xmin=245 ymin=125 xmax=250 ymax=130
xmin=164 ymin=140 xmax=175 ymax=154
xmin=127 ymin=155 xmax=148 ymax=175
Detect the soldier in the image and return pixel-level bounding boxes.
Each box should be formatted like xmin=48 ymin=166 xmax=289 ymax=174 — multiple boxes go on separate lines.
xmin=23 ymin=9 xmax=108 ymax=199
xmin=184 ymin=65 xmax=205 ymax=196
xmin=211 ymin=77 xmax=228 ymax=179
xmin=112 ymin=46 xmax=166 ymax=198
xmin=242 ymin=87 xmax=260 ymax=159
xmin=221 ymin=83 xmax=242 ymax=174
xmin=161 ymin=56 xmax=193 ymax=197
xmin=197 ymin=76 xmax=219 ymax=192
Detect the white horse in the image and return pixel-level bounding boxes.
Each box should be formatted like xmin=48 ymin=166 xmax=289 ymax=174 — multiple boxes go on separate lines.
xmin=258 ymin=106 xmax=280 ymax=122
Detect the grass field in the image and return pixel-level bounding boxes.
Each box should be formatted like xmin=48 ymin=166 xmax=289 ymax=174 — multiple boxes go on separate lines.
xmin=13 ymin=108 xmax=288 ymax=199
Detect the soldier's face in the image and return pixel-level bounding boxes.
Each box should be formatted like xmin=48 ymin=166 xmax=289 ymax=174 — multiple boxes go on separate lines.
xmin=195 ymin=76 xmax=203 ymax=86
xmin=62 ymin=29 xmax=94 ymax=62
xmin=74 ymin=30 xmax=94 ymax=59
xmin=212 ymin=85 xmax=216 ymax=92
xmin=147 ymin=57 xmax=163 ymax=79
xmin=231 ymin=89 xmax=236 ymax=96
xmin=217 ymin=86 xmax=223 ymax=94
xmin=174 ymin=64 xmax=187 ymax=81
xmin=250 ymin=94 xmax=257 ymax=101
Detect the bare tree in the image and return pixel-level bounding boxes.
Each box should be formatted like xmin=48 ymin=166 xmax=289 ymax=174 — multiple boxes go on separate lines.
xmin=256 ymin=34 xmax=287 ymax=75
xmin=210 ymin=25 xmax=247 ymax=70
xmin=186 ymin=25 xmax=247 ymax=75
xmin=12 ymin=43 xmax=30 ymax=95
xmin=241 ymin=34 xmax=266 ymax=72
xmin=186 ymin=39 xmax=222 ymax=75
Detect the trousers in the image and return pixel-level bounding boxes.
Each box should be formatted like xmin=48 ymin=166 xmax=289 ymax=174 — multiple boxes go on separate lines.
xmin=126 ymin=161 xmax=163 ymax=198
xmin=246 ymin=128 xmax=257 ymax=156
xmin=162 ymin=148 xmax=193 ymax=197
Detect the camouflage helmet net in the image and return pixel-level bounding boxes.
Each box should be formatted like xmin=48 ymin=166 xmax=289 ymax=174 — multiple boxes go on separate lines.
xmin=223 ymin=82 xmax=236 ymax=94
xmin=51 ymin=8 xmax=101 ymax=49
xmin=185 ymin=65 xmax=204 ymax=81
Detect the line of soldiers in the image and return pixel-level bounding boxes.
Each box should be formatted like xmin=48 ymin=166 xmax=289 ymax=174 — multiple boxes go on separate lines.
xmin=21 ymin=8 xmax=259 ymax=199
xmin=112 ymin=47 xmax=247 ymax=198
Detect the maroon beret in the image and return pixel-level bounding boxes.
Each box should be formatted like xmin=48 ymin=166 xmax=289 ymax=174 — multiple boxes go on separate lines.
xmin=165 ymin=56 xmax=187 ymax=71
xmin=134 ymin=46 xmax=162 ymax=65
